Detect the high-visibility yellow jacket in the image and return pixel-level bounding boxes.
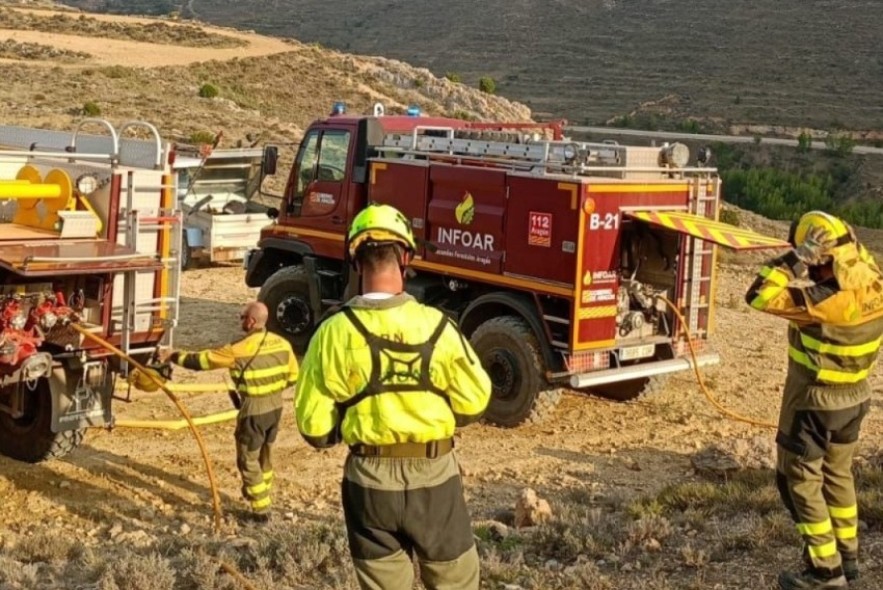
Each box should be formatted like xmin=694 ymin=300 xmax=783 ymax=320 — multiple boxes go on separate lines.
xmin=745 ymin=245 xmax=883 ymax=386
xmin=295 ymin=294 xmax=491 ymax=448
xmin=172 ymin=329 xmax=298 ymax=400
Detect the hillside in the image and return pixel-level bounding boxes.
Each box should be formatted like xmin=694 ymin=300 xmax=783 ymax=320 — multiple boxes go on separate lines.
xmin=59 ymin=0 xmax=883 ymax=133
xmin=0 ymin=4 xmax=530 ymax=153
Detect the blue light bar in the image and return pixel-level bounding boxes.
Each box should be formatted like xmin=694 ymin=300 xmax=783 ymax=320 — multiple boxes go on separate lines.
xmin=406 ymin=105 xmax=422 ymax=117
xmin=331 ymin=101 xmax=346 ymax=115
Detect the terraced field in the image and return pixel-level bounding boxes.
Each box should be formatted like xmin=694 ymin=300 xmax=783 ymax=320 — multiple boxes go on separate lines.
xmin=64 ymin=0 xmax=883 ymax=130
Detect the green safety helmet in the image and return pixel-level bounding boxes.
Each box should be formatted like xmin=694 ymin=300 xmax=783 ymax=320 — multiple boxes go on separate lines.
xmin=347 ymin=203 xmax=416 ymax=258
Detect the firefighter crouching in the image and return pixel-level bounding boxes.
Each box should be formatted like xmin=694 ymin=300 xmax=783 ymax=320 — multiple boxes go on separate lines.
xmin=295 ymin=204 xmax=492 ymax=590
xmin=745 ymin=211 xmax=883 ymax=590
xmin=160 ymin=301 xmax=298 ymax=522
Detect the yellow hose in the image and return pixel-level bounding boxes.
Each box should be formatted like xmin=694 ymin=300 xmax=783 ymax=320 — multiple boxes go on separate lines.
xmin=661 ymin=296 xmax=777 ymax=429
xmin=69 ymin=324 xmax=225 ymax=531
xmin=116 ymin=409 xmax=239 ymax=430
xmin=115 ymin=382 xmax=231 ymax=394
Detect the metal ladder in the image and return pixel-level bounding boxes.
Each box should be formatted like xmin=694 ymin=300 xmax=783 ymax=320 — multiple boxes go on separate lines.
xmin=118 ymin=170 xmax=182 ymax=375
xmin=682 ymin=178 xmax=720 ymax=336
xmin=378 ymin=126 xmax=626 ymax=170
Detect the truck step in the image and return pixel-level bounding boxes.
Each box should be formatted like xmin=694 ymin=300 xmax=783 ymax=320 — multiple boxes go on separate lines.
xmin=543 ymin=314 xmax=570 ymax=325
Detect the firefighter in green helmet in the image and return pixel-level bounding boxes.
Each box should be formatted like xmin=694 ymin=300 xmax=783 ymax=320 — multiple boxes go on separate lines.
xmin=295 ymin=203 xmax=492 ymax=590
xmin=746 ymin=210 xmax=883 ymax=589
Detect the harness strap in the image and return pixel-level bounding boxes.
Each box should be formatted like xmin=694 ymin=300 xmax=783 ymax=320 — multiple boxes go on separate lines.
xmin=337 ymin=306 xmax=450 ymax=412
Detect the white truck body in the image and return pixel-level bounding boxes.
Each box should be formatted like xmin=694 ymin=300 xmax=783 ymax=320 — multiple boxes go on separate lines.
xmin=174 ymin=147 xmax=269 ymax=265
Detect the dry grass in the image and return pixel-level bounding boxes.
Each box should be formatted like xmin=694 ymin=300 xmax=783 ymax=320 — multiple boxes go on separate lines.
xmin=1 ymin=466 xmax=883 ymax=588
xmin=0 ymin=6 xmax=245 ymax=48
xmin=0 ymin=39 xmax=89 ymax=61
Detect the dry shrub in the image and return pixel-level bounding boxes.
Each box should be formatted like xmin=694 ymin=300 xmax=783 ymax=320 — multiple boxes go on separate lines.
xmin=531 ymin=505 xmax=617 ymax=562
xmin=94 ymin=552 xmax=175 ymax=590
xmin=12 ymin=530 xmax=79 ymax=563
xmin=0 ymin=555 xmax=39 ymax=588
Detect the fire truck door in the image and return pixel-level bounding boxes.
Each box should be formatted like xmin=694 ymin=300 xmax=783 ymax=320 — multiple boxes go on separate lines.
xmin=283 ymin=129 xmax=352 ymax=234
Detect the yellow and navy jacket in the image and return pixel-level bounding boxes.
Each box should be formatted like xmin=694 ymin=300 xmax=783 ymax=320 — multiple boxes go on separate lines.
xmin=295 ymin=293 xmax=491 ymax=448
xmin=745 ymin=244 xmax=883 ymax=386
xmin=172 ymin=330 xmax=298 ymax=401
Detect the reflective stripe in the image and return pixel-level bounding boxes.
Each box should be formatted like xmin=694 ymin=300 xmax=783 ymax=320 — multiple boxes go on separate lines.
xmin=231 ymin=365 xmax=293 ymax=381
xmin=246 ymin=481 xmax=269 ymax=496
xmin=262 ymin=470 xmax=275 ymax=482
xmin=807 ymin=540 xmax=839 ymax=559
xmin=834 ymin=526 xmax=858 ymax=540
xmin=251 ymin=496 xmax=271 ymax=510
xmin=237 ymin=381 xmax=288 ymax=396
xmin=760 ymin=266 xmax=790 ymax=287
xmin=800 ymin=333 xmax=881 ymax=357
xmin=788 ymin=347 xmax=869 ymax=383
xmin=198 ymin=352 xmax=211 ymax=370
xmin=796 ymin=520 xmax=833 ymax=536
xmin=829 ymin=505 xmax=858 ymax=519
xmin=751 ymin=285 xmax=782 ymax=309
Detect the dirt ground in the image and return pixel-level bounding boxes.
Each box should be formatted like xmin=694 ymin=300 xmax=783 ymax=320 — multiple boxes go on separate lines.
xmin=1 ymin=246 xmax=883 ymax=588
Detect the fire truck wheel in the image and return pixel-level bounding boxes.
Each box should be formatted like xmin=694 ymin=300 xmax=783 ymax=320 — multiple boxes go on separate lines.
xmin=471 ymin=316 xmax=560 ymax=427
xmin=259 ymin=265 xmax=314 ymax=354
xmin=0 ymin=379 xmax=85 ymax=463
xmin=181 ymin=232 xmax=194 ymax=270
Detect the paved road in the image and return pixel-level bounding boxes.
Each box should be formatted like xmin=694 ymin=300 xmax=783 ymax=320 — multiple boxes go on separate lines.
xmin=565 ymin=126 xmax=883 ymax=156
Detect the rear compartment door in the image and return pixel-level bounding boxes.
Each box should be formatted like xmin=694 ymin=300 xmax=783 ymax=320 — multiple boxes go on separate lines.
xmin=623 ymin=210 xmax=790 ymax=250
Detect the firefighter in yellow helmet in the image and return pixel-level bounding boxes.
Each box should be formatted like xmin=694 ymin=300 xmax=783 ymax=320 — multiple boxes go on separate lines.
xmin=160 ymin=301 xmax=298 ymax=523
xmin=295 ymin=203 xmax=491 ymax=590
xmin=746 ymin=211 xmax=883 ymax=589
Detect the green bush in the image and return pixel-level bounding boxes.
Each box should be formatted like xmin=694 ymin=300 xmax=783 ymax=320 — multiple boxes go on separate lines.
xmin=797 ymin=131 xmax=813 ymax=153
xmin=188 ymin=131 xmax=216 ymax=145
xmin=413 ymin=78 xmax=424 ymax=88
xmin=719 ymin=208 xmax=741 ymax=227
xmin=82 ymin=101 xmax=101 ymax=117
xmin=824 ymin=132 xmax=855 ymax=158
xmin=445 ymin=71 xmax=461 ymax=83
xmin=198 ymin=83 xmax=219 ymax=98
xmin=478 ymin=76 xmax=496 ymax=94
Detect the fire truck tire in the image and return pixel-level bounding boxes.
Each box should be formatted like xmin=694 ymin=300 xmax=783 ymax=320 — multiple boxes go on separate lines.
xmin=0 ymin=379 xmax=85 ymax=463
xmin=180 ymin=232 xmax=194 ymax=270
xmin=471 ymin=316 xmax=560 ymax=427
xmin=258 ymin=265 xmax=314 ymax=354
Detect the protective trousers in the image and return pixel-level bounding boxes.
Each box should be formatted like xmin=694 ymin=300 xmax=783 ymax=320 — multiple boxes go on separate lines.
xmin=775 ymin=375 xmax=870 ymax=577
xmin=235 ymin=404 xmax=283 ymax=514
xmin=341 ymin=452 xmax=480 ymax=590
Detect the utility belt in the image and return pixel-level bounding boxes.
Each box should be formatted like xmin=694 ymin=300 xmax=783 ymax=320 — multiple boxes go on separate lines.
xmin=349 ymin=438 xmax=454 ymax=459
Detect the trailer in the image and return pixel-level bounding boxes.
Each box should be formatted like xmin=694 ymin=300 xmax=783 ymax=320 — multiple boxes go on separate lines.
xmin=245 ymin=104 xmax=789 ymax=426
xmin=0 ymin=119 xmax=181 ymax=462
xmin=173 ymin=146 xmax=270 ymax=269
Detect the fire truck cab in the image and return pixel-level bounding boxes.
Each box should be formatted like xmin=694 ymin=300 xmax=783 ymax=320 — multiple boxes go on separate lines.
xmin=245 ymin=104 xmax=787 ymax=426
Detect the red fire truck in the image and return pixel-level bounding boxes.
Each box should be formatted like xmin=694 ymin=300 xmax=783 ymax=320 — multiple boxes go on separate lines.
xmin=0 ymin=119 xmax=182 ymax=461
xmin=245 ymin=104 xmax=788 ymax=426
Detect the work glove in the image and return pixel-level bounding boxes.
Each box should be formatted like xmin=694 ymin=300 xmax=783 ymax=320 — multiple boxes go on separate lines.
xmin=794 ymin=225 xmax=836 ymax=266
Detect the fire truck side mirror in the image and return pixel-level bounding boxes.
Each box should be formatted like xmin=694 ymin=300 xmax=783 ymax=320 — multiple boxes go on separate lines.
xmin=262 ymin=146 xmax=278 ymax=176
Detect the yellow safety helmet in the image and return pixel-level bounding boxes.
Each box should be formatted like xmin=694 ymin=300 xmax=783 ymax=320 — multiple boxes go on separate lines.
xmin=127 ymin=363 xmax=172 ymax=393
xmin=789 ymin=211 xmax=854 ymax=249
xmin=347 ymin=203 xmax=416 ymax=258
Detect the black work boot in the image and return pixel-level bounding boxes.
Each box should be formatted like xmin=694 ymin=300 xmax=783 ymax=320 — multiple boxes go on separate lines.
xmin=841 ymin=559 xmax=859 ymax=583
xmin=239 ymin=510 xmax=272 ymax=525
xmin=778 ymin=569 xmax=847 ymax=590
